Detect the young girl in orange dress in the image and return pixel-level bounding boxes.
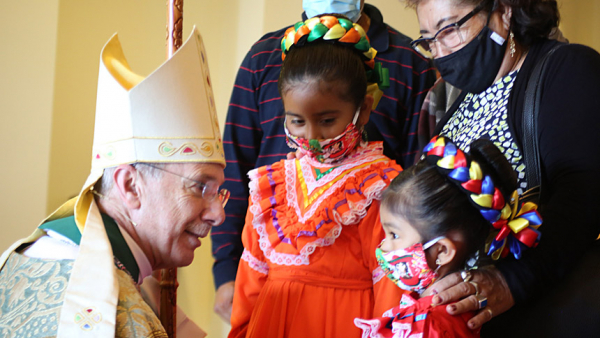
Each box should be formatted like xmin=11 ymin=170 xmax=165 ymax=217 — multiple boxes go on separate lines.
xmin=228 ymin=15 xmax=405 ymax=338
xmin=354 ymin=136 xmax=543 ymax=337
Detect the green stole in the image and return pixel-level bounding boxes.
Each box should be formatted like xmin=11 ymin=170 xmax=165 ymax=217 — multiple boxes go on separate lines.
xmin=39 ymin=214 xmax=140 ymax=283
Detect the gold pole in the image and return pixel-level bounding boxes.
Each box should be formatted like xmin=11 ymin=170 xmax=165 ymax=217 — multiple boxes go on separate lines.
xmin=166 ymin=0 xmax=184 ymax=58
xmin=160 ymin=1 xmax=183 ymax=337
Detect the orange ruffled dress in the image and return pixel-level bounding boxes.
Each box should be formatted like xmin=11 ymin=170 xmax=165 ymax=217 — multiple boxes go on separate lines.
xmin=229 ymin=142 xmax=405 ymax=338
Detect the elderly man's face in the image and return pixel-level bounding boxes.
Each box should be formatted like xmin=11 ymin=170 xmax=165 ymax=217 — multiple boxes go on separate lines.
xmin=137 ymin=162 xmax=225 ymax=269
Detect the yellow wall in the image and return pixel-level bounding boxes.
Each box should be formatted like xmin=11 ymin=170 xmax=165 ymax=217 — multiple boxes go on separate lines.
xmin=0 ymin=1 xmax=59 ymax=249
xmin=1 ymin=1 xmax=598 ymax=338
xmin=558 ymin=0 xmax=600 ymax=50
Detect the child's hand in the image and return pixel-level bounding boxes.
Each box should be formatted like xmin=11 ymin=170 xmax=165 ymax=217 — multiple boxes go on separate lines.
xmin=428 ymin=266 xmax=515 ymax=330
xmin=286 ymin=149 xmax=305 ymax=160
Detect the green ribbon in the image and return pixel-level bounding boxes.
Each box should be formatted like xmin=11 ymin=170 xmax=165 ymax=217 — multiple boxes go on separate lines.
xmin=366 ymin=62 xmax=390 ymax=90
xmin=315 ymin=167 xmax=336 ymax=180
xmin=354 ymin=36 xmax=370 ymax=52
xmin=308 ymin=23 xmax=328 ymax=42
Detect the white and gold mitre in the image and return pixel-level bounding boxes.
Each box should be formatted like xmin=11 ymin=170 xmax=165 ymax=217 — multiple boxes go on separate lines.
xmin=29 ymin=27 xmax=222 ymax=337
xmin=92 ymin=25 xmax=224 ymax=173
xmin=0 ymin=27 xmax=221 ymax=337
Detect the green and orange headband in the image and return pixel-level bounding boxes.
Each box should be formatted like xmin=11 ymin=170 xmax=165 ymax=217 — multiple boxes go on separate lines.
xmin=281 ymin=15 xmax=390 ymax=93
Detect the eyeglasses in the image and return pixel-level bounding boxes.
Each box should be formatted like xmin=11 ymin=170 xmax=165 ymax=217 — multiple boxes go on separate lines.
xmin=136 ymin=163 xmax=230 ymax=207
xmin=410 ymin=0 xmax=490 ymax=59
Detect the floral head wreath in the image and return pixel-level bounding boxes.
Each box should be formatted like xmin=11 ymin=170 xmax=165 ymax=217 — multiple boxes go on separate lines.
xmin=423 ymin=136 xmax=543 ymax=260
xmin=281 ymin=15 xmax=390 ymax=109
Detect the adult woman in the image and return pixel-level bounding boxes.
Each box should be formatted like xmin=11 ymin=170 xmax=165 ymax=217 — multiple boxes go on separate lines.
xmin=405 ymin=0 xmax=600 ymax=336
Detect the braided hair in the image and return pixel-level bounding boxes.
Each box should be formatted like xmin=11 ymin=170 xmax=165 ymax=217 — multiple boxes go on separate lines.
xmin=278 ymin=15 xmax=389 ymax=109
xmin=382 ymin=136 xmax=542 ymax=266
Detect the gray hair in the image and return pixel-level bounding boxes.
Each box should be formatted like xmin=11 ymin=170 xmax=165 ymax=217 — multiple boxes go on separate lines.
xmin=95 ymin=163 xmax=165 ymax=195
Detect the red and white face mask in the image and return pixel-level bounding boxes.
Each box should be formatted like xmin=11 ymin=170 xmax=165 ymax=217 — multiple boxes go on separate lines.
xmin=284 ymin=109 xmax=363 ymax=164
xmin=376 ymin=237 xmax=444 ymax=294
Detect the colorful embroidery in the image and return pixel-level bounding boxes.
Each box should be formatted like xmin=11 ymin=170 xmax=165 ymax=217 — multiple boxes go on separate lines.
xmin=158 ymin=141 xmax=214 ymax=157
xmin=288 ymin=143 xmax=389 ymax=222
xmin=200 ymin=141 xmax=214 ymax=156
xmin=94 ymin=146 xmax=116 ymax=161
xmin=314 ymin=167 xmax=335 ymax=180
xmin=300 ymin=142 xmax=386 ymax=194
xmin=247 ymin=142 xmax=401 ymax=266
xmin=74 ymin=307 xmax=102 ymax=331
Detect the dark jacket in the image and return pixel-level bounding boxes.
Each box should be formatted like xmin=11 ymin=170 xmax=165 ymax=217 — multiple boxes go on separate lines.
xmin=436 ymin=38 xmax=600 ymax=336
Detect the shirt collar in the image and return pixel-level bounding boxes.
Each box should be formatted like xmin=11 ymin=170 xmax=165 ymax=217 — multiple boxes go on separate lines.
xmin=362 ymin=4 xmax=389 ymax=53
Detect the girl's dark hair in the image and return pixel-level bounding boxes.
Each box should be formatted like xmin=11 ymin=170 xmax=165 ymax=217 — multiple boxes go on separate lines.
xmin=404 ymin=0 xmax=559 ymax=48
xmin=382 ymin=138 xmax=518 ymax=266
xmin=278 ymin=40 xmax=367 ymax=108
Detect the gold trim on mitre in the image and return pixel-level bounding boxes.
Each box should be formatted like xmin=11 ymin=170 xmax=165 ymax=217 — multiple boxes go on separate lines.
xmin=92 ymin=26 xmax=224 ymax=173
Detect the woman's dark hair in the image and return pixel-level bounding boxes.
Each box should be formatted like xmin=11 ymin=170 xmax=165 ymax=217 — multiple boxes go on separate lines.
xmin=499 ymin=0 xmax=559 ymax=47
xmin=278 ymin=40 xmax=367 ymax=108
xmin=381 ymin=138 xmax=518 ymax=266
xmin=404 ymin=0 xmax=559 ymax=48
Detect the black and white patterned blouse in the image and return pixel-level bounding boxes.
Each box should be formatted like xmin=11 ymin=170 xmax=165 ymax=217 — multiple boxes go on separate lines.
xmin=440 ymin=70 xmax=527 ymax=193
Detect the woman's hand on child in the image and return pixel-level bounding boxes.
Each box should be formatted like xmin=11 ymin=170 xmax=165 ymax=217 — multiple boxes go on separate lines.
xmin=428 ymin=266 xmax=515 ymax=330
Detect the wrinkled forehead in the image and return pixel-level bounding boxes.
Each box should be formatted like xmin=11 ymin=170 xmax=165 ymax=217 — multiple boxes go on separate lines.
xmin=165 ymin=162 xmax=225 ymax=183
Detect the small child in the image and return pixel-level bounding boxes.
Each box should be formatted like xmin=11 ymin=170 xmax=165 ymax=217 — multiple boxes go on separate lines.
xmin=229 ymin=15 xmax=405 ymax=338
xmin=354 ymin=136 xmax=542 ymax=337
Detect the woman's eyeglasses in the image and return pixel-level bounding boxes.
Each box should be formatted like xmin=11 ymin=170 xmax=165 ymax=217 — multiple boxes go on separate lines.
xmin=410 ymin=0 xmax=490 ymax=59
xmin=136 ymin=163 xmax=230 ymax=207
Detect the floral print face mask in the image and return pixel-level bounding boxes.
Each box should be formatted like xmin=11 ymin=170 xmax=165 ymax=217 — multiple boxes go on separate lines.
xmin=285 ymin=108 xmax=363 ymax=164
xmin=376 ymin=236 xmax=444 ymax=294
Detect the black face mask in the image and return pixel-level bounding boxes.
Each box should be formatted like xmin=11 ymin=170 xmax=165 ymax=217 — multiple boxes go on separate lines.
xmin=434 ymin=25 xmax=507 ymax=94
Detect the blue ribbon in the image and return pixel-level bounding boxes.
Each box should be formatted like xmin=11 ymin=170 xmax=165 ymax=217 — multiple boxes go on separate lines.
xmin=488 ymin=238 xmax=504 ymax=256
xmin=508 ymin=237 xmax=524 ymax=259
xmin=519 ymin=211 xmax=543 ymax=226
xmin=480 ymin=209 xmax=501 ymax=222
xmin=481 ymin=176 xmax=495 ymax=195
xmin=448 ymin=167 xmax=470 ymax=182
xmin=444 ymin=142 xmax=457 ymax=157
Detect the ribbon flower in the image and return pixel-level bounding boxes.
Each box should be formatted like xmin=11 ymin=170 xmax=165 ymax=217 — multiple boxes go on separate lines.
xmin=486 ymin=191 xmax=542 ymax=260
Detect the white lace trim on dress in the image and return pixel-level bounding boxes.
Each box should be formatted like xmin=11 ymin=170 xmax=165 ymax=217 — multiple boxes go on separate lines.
xmin=247 ymin=143 xmax=391 ymax=266
xmin=241 ymin=248 xmax=269 ymax=275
